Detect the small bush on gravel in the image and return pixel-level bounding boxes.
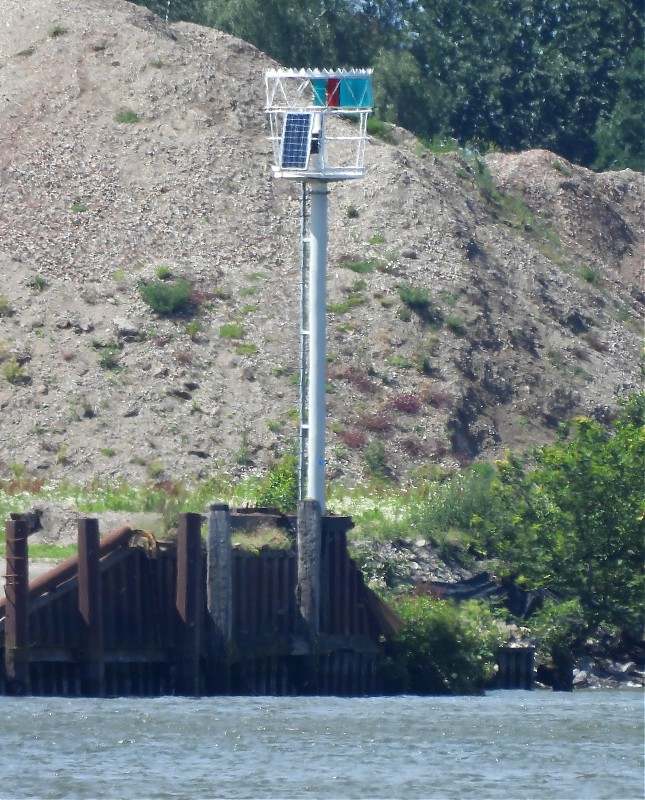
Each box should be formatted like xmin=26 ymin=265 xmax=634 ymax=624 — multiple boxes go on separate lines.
xmin=115 ymin=110 xmax=140 ymax=124
xmin=256 ymin=453 xmax=298 ymax=512
xmin=139 ymin=279 xmax=193 ymax=316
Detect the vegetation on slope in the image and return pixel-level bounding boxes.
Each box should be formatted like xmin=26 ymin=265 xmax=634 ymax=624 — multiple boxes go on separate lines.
xmin=1 ymin=394 xmax=642 ymax=692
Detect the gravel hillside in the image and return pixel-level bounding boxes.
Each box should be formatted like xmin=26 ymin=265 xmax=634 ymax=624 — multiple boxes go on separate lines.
xmin=0 ymin=0 xmax=643 ymax=490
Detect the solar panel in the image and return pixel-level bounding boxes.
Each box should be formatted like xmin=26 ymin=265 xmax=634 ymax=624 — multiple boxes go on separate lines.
xmin=280 ymin=112 xmax=313 ymax=170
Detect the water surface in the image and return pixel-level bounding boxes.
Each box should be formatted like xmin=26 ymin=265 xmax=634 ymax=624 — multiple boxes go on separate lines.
xmin=2 ymin=690 xmax=643 ymax=799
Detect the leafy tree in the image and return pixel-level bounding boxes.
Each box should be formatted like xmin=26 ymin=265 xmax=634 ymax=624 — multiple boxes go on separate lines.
xmin=478 ymin=394 xmax=645 ymax=630
xmin=132 ymin=0 xmax=643 ymax=169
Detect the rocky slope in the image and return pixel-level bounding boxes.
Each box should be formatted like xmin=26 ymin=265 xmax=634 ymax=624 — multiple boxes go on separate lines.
xmin=0 ymin=0 xmax=643 ymax=490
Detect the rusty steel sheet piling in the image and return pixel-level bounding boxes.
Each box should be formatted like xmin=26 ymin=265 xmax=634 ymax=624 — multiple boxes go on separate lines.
xmin=297 ymin=500 xmax=322 ymax=693
xmin=175 ymin=513 xmax=204 ymax=696
xmin=77 ymin=518 xmax=104 ymax=696
xmin=4 ymin=518 xmax=30 ymax=694
xmin=0 ymin=525 xmax=134 ymax=619
xmin=206 ymin=504 xmax=233 ymax=692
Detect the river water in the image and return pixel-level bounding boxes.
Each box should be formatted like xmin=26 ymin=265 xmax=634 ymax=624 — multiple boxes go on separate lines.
xmin=2 ymin=691 xmax=642 ymax=800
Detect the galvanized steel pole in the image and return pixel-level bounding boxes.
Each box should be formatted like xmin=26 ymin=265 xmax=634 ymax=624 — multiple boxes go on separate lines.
xmin=307 ymin=181 xmax=329 ymax=511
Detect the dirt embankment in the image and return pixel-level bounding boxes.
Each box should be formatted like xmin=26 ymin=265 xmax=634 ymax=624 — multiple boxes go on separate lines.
xmin=0 ymin=0 xmax=642 ymax=493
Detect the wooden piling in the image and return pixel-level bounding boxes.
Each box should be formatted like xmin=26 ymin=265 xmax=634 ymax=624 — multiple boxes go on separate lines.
xmin=4 ymin=518 xmax=30 ymax=694
xmin=175 ymin=513 xmax=203 ymax=696
xmin=77 ymin=518 xmax=104 ymax=696
xmin=206 ymin=504 xmax=232 ymax=691
xmin=297 ymin=500 xmax=321 ymax=692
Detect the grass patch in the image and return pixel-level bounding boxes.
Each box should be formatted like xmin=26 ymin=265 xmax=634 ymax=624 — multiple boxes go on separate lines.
xmin=0 ymin=295 xmax=14 ymax=317
xmin=551 ymin=160 xmax=573 ymax=177
xmin=70 ymin=202 xmax=88 ymax=213
xmin=577 ymin=265 xmax=603 ymax=287
xmin=115 ymin=110 xmax=140 ymax=124
xmin=234 ymin=343 xmax=258 ymax=356
xmin=30 ymin=544 xmax=78 ymax=559
xmin=219 ymin=323 xmax=245 ymax=339
xmin=49 ymin=26 xmax=68 ymax=38
xmin=445 ymin=315 xmax=466 ymax=336
xmin=338 ymin=260 xmax=376 ymax=275
xmin=366 ymin=117 xmax=395 ymax=143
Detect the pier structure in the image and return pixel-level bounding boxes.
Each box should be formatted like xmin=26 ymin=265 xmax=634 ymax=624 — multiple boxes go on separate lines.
xmin=0 ymin=503 xmax=401 ymax=696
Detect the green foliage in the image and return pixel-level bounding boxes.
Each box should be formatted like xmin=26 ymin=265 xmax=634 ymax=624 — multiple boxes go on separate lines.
xmin=398 ymin=285 xmax=443 ymax=324
xmin=445 ymin=314 xmax=466 ymax=336
xmin=70 ymin=202 xmax=88 ymax=213
xmin=115 ymin=110 xmax=140 ymax=124
xmin=155 ymin=265 xmax=173 ymax=280
xmin=0 ymin=295 xmax=14 ymax=317
xmin=219 ymin=322 xmax=245 ymax=339
xmin=93 ymin=342 xmax=121 ymax=371
xmin=155 ymin=0 xmax=644 ymax=171
xmin=140 ymin=279 xmax=193 ymax=316
xmin=338 ymin=260 xmax=375 ymax=274
xmin=256 ymin=453 xmax=298 ymax=512
xmin=577 ymin=265 xmax=603 ymax=286
xmin=398 ymin=284 xmax=430 ymax=310
xmin=345 ymin=205 xmax=359 ymax=219
xmin=382 ymin=597 xmax=503 ymax=694
xmin=48 ymin=25 xmax=68 ymax=37
xmin=26 ymin=275 xmax=48 ymax=292
xmin=234 ymin=343 xmax=258 ymax=356
xmin=475 ymin=395 xmax=645 ymax=630
xmin=528 ymin=599 xmax=588 ymax=654
xmin=2 ymin=357 xmax=29 ymax=385
xmin=364 ymin=440 xmax=388 ymax=479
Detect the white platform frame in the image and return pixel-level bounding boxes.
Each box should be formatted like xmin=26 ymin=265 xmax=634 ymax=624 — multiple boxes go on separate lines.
xmin=265 ymin=68 xmax=372 ymax=181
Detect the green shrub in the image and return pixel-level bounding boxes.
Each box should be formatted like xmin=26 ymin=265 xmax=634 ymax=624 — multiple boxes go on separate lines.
xmin=49 ymin=26 xmax=68 ymax=37
xmin=381 ymin=597 xmax=503 ymax=694
xmin=398 ymin=285 xmax=443 ymax=323
xmin=140 ymin=279 xmax=193 ymax=316
xmin=345 ymin=205 xmax=359 ymax=218
xmin=551 ymin=160 xmax=573 ymax=177
xmin=97 ymin=345 xmax=120 ymax=371
xmin=219 ymin=323 xmax=244 ymax=339
xmin=338 ymin=260 xmax=376 ymax=274
xmin=70 ymin=202 xmax=88 ymax=213
xmin=235 ymin=343 xmax=258 ymax=356
xmin=256 ymin=453 xmax=298 ymax=512
xmin=155 ymin=265 xmax=173 ymax=280
xmin=0 ymin=295 xmax=14 ymax=317
xmin=364 ymin=440 xmax=387 ymax=479
xmin=2 ymin=357 xmax=29 ymax=385
xmin=26 ymin=276 xmax=48 ymax=292
xmin=445 ymin=314 xmax=466 ymax=336
xmin=577 ymin=265 xmax=603 ymax=286
xmin=366 ymin=117 xmax=394 ymax=142
xmin=115 ymin=110 xmax=140 ymax=124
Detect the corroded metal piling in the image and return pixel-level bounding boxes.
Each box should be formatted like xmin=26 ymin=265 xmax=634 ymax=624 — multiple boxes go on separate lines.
xmin=4 ymin=518 xmax=30 ymax=694
xmin=78 ymin=518 xmax=104 ymax=696
xmin=175 ymin=512 xmax=203 ymax=696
